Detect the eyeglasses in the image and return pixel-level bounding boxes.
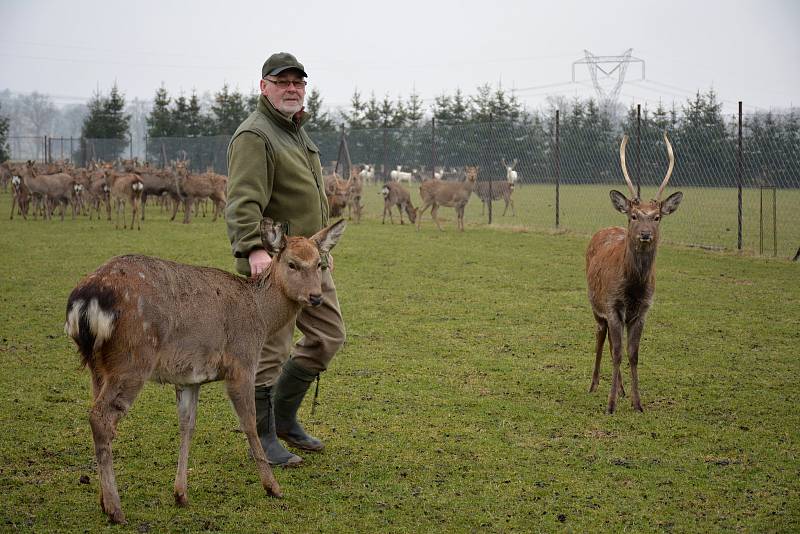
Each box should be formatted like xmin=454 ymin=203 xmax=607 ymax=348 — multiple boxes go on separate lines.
xmin=265 ymin=78 xmax=308 ymax=89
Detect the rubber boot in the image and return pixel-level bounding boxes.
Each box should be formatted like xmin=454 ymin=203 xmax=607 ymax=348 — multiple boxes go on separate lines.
xmin=273 ymin=359 xmax=325 ymax=451
xmin=254 ymin=385 xmax=303 ymax=467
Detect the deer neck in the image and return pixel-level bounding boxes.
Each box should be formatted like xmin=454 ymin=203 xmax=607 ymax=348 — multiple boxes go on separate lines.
xmin=252 ymin=265 xmax=302 ymax=338
xmin=623 ymin=235 xmax=657 ymax=286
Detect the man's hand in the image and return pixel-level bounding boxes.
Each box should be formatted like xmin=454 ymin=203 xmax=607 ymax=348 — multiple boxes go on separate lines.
xmin=249 ymin=248 xmax=272 ymax=277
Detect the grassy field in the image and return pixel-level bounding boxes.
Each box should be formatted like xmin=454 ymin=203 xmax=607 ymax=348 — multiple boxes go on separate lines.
xmin=0 ymin=187 xmax=798 ymax=533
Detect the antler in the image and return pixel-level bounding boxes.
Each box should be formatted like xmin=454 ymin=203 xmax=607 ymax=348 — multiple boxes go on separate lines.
xmin=619 ymin=135 xmax=638 ymax=200
xmin=656 ymin=132 xmax=675 ymax=201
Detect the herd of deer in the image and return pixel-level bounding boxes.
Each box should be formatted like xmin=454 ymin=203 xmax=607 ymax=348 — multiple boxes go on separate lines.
xmin=3 ymin=158 xmax=227 ymax=228
xmin=376 ymin=160 xmax=517 ymax=230
xmin=61 ymin=136 xmax=682 ymax=523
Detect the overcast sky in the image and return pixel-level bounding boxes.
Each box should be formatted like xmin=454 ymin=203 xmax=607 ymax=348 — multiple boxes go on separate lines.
xmin=1 ymin=0 xmax=798 ymax=115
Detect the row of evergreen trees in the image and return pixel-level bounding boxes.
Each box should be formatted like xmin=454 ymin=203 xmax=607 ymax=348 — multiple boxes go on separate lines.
xmin=15 ymin=82 xmax=796 ymax=187
xmin=0 ymin=103 xmax=9 ymax=162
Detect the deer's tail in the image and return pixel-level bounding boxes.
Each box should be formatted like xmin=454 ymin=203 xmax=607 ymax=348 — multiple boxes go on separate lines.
xmin=64 ymin=285 xmax=117 ymax=367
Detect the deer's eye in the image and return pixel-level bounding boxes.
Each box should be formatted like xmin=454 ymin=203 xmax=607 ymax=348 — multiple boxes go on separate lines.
xmin=654 ymin=215 xmax=661 ymax=221
xmin=630 ymin=214 xmax=638 ymax=221
xmin=288 ymin=262 xmax=297 ymax=271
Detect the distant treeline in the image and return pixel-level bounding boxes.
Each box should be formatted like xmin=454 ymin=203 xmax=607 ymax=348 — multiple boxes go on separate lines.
xmin=1 ymin=84 xmax=798 ymax=188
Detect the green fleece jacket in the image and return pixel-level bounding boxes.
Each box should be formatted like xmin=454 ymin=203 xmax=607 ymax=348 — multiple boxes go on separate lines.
xmin=226 ymin=95 xmax=329 ymax=276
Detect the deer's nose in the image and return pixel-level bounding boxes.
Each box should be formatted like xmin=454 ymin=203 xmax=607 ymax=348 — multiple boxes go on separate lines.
xmin=309 ymin=294 xmax=323 ymax=307
xmin=639 ymin=231 xmax=653 ymax=242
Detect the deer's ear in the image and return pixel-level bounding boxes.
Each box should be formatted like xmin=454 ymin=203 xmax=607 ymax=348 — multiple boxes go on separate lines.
xmin=661 ymin=191 xmax=683 ymax=215
xmin=311 ymin=219 xmax=346 ymax=256
xmin=609 ymin=190 xmax=630 ymax=214
xmin=260 ymin=218 xmax=286 ymax=255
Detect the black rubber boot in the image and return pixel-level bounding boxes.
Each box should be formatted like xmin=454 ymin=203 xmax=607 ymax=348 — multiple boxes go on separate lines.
xmin=273 ymin=359 xmax=325 ymax=451
xmin=254 ymin=385 xmax=303 ymax=467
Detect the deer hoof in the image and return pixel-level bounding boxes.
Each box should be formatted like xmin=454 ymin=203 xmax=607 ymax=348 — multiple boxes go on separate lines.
xmin=267 ymin=483 xmax=283 ymax=499
xmin=175 ymin=492 xmax=189 ymax=507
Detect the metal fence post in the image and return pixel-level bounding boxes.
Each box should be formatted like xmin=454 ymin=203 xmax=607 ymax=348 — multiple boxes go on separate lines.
xmin=737 ymin=101 xmax=743 ymax=251
xmin=636 ymin=104 xmax=641 ymax=199
xmin=382 ymin=128 xmax=388 ymax=182
xmin=555 ymin=110 xmax=560 ymax=228
xmin=430 ymin=117 xmax=436 ymax=180
xmin=488 ymin=114 xmax=493 ymax=225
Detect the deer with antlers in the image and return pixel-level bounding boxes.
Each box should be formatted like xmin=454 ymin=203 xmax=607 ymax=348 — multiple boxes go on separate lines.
xmin=585 ymin=133 xmax=683 ymax=414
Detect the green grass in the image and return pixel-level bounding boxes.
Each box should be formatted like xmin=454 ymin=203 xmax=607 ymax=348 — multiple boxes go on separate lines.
xmin=0 ymin=187 xmax=798 ymax=533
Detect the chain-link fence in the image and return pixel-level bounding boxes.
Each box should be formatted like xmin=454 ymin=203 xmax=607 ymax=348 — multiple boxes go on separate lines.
xmin=7 ymin=114 xmax=799 ymax=258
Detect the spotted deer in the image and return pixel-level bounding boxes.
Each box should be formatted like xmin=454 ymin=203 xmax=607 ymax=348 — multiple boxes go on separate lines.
xmin=381 ymin=181 xmax=417 ymax=224
xmin=64 ymin=218 xmax=346 ymax=524
xmin=585 ymin=133 xmax=682 ymax=414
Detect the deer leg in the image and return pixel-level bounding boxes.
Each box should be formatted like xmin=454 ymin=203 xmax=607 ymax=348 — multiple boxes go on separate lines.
xmin=169 ymin=196 xmax=179 ymax=221
xmin=456 ymin=205 xmax=465 ymax=231
xmin=225 ymin=374 xmax=282 ymax=498
xmin=606 ymin=316 xmax=624 ymax=414
xmin=589 ymin=317 xmax=607 ymax=393
xmin=626 ymin=319 xmax=645 ymax=412
xmin=89 ymin=373 xmax=146 ymax=524
xmin=174 ymin=384 xmax=200 ymax=507
xmin=431 ymin=205 xmax=444 ymax=231
xmin=130 ymin=199 xmax=137 ymax=230
xmin=608 ymin=333 xmax=626 ymax=398
xmin=416 ymin=203 xmax=428 ymax=230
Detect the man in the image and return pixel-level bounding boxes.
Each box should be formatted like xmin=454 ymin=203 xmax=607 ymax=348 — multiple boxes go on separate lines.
xmin=226 ymin=52 xmax=345 ymax=467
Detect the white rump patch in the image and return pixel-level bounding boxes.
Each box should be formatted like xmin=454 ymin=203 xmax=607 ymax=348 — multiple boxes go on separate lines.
xmin=12 ymin=176 xmax=21 ymax=186
xmin=64 ymin=299 xmax=85 ymax=338
xmin=87 ymin=298 xmax=115 ymax=348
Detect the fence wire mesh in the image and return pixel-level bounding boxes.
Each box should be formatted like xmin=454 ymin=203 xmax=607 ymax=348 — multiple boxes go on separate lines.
xmin=7 ymin=115 xmax=799 ymax=258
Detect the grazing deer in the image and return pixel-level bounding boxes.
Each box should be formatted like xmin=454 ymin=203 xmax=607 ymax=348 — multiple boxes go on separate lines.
xmin=381 ymin=181 xmax=417 ymax=224
xmin=64 ymin=218 xmax=346 ymax=524
xmin=137 ymin=166 xmax=183 ymax=222
xmin=416 ymin=166 xmax=478 ymax=231
xmin=20 ymin=161 xmax=75 ymax=220
xmin=585 ymin=133 xmax=683 ymax=414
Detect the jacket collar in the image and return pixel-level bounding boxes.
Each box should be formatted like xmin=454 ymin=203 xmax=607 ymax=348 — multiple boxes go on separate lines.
xmin=258 ymin=94 xmax=309 ymax=129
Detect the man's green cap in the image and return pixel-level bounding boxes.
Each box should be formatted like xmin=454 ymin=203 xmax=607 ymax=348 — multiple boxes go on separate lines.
xmin=262 ymin=52 xmax=308 ymax=78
